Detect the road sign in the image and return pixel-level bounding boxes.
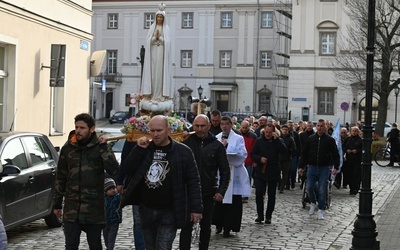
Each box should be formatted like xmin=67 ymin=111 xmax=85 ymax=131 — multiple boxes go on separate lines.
xmin=340 ymin=102 xmax=349 ymax=111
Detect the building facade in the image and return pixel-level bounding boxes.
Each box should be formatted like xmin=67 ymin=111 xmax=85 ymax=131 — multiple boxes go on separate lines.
xmin=0 ymin=0 xmax=93 ymax=146
xmin=288 ymin=0 xmax=399 ymax=126
xmin=91 ymin=0 xmax=291 ymax=119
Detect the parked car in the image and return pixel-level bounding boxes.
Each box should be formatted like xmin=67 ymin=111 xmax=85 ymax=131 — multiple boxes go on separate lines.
xmin=109 ymin=111 xmax=130 ymax=124
xmin=0 ymin=132 xmax=62 ymax=230
xmin=372 ymin=122 xmax=392 ymax=137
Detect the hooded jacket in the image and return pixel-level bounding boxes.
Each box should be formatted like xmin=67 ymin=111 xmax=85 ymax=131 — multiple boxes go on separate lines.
xmin=53 ymin=131 xmax=119 ymax=224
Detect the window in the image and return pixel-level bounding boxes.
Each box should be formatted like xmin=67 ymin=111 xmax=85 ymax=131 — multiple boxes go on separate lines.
xmin=108 ymin=13 xmax=118 ymax=29
xmin=320 ymin=33 xmax=336 ymax=55
xmin=0 ymin=46 xmax=5 ymax=131
xmin=259 ymin=95 xmax=271 ymax=113
xmin=220 ymin=51 xmax=232 ymax=68
xmin=182 ymin=12 xmax=193 ymax=28
xmin=1 ymin=138 xmax=28 ymax=170
xmin=181 ymin=50 xmax=192 ymax=68
xmin=317 ymin=88 xmax=335 ymax=115
xmin=107 ymin=50 xmax=117 ymax=74
xmin=144 ymin=13 xmax=155 ymax=29
xmin=261 ymin=12 xmax=273 ymax=28
xmin=221 ymin=12 xmax=233 ymax=28
xmin=260 ymin=51 xmax=272 ymax=68
xmin=22 ymin=137 xmax=54 ymax=166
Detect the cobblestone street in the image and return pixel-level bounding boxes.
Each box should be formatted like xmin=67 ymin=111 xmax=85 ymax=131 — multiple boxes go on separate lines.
xmin=6 ymin=163 xmax=400 ymax=249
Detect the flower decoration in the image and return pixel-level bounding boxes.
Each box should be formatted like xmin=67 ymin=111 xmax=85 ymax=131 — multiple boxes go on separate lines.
xmin=122 ymin=115 xmax=187 ymax=134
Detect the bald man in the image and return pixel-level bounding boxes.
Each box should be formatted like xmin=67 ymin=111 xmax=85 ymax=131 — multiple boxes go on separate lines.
xmin=121 ymin=115 xmax=203 ymax=250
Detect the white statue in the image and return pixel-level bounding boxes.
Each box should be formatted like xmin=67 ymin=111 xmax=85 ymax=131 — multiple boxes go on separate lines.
xmin=140 ymin=3 xmax=173 ymax=113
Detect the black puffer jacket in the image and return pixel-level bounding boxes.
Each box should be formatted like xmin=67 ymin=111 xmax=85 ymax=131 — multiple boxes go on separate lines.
xmin=251 ymin=135 xmax=287 ymax=181
xmin=183 ymin=132 xmax=230 ymax=196
xmin=121 ymin=138 xmax=203 ymax=228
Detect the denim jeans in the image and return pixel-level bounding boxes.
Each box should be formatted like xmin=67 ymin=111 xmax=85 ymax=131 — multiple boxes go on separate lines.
xmin=254 ymin=178 xmax=278 ymax=219
xmin=245 ymin=165 xmax=253 ymax=186
xmin=139 ymin=205 xmax=177 ymax=250
xmin=180 ymin=194 xmax=214 ymax=250
xmin=63 ymin=221 xmax=103 ymax=250
xmin=306 ymin=165 xmax=330 ymax=210
xmin=103 ymin=223 xmax=119 ymax=250
xmin=132 ymin=205 xmax=146 ymax=250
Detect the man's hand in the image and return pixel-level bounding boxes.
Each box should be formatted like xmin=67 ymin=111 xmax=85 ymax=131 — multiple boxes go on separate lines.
xmin=117 ymin=185 xmax=124 ymax=194
xmin=213 ymin=193 xmax=223 ymax=202
xmin=190 ymin=213 xmax=202 ymax=224
xmin=137 ymin=136 xmax=150 ymax=148
xmin=98 ymin=135 xmax=108 ymax=144
xmin=331 ymin=168 xmax=338 ymax=176
xmin=261 ymin=157 xmax=268 ymax=165
xmin=298 ymin=168 xmax=304 ymax=176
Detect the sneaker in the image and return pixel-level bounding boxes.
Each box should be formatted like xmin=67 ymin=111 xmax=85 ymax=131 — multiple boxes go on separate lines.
xmin=255 ymin=217 xmax=264 ymax=224
xmin=317 ymin=209 xmax=325 ymax=220
xmin=309 ymin=203 xmax=316 ymax=215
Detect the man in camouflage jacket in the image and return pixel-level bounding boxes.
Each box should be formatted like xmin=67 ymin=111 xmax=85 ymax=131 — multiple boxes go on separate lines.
xmin=53 ymin=113 xmax=119 ymax=250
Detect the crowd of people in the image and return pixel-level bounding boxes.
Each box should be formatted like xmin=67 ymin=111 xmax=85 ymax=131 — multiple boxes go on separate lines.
xmin=51 ymin=109 xmax=368 ymax=250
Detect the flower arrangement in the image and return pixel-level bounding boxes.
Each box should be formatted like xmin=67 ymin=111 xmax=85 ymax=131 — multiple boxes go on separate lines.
xmin=122 ymin=115 xmax=187 ymax=134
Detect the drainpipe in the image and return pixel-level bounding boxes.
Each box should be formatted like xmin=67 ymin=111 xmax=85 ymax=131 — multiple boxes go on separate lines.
xmin=254 ymin=0 xmax=260 ymax=112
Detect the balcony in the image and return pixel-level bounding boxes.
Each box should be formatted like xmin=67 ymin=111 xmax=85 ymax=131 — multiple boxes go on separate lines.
xmin=94 ymin=72 xmax=123 ymax=83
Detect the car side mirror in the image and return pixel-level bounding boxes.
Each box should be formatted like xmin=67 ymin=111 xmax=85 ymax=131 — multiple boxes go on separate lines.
xmin=0 ymin=165 xmax=21 ymax=177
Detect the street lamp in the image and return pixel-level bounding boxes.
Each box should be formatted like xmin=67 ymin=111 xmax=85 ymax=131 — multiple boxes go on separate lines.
xmin=394 ymin=85 xmax=399 ymax=122
xmin=197 ymin=85 xmax=203 ymax=115
xmin=197 ymin=85 xmax=203 ymax=99
xmin=351 ymin=0 xmax=379 ymax=249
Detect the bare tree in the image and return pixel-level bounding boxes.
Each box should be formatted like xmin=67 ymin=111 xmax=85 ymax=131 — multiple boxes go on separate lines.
xmin=333 ymin=0 xmax=400 ymax=136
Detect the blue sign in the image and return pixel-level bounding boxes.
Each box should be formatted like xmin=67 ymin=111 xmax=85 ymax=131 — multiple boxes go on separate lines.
xmin=292 ymin=98 xmax=307 ymax=102
xmin=340 ymin=102 xmax=349 ymax=111
xmin=102 ymin=79 xmax=106 ymax=93
xmin=80 ymin=40 xmax=89 ymax=51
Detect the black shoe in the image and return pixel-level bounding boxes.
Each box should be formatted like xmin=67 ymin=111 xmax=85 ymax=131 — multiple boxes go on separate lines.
xmin=223 ymin=231 xmax=231 ymax=238
xmin=279 ymin=189 xmax=284 ymax=194
xmin=350 ymin=190 xmax=358 ymax=195
xmin=386 ymin=164 xmax=394 ymax=167
xmin=216 ymin=226 xmax=222 ymax=234
xmin=333 ymin=182 xmax=340 ymax=189
xmin=342 ymin=185 xmax=347 ymax=189
xmin=291 ymin=183 xmax=295 ymax=189
xmin=255 ymin=217 xmax=264 ymax=224
xmin=265 ymin=217 xmax=271 ymax=224
xmin=285 ymin=186 xmax=290 ymax=190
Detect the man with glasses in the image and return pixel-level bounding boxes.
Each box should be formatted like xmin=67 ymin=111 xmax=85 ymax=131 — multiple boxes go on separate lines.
xmin=254 ymin=116 xmax=268 ymax=137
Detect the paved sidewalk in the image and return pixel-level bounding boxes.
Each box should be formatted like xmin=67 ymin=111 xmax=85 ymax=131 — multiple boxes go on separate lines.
xmin=376 ymin=175 xmax=400 ymax=250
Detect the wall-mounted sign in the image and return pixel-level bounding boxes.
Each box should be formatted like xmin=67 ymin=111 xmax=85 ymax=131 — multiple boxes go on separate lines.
xmin=292 ymin=98 xmax=307 ymax=102
xmin=80 ymin=40 xmax=89 ymax=51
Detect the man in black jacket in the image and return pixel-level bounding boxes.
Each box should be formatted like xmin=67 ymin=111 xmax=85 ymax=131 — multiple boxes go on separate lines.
xmin=121 ymin=115 xmax=203 ymax=250
xmin=343 ymin=126 xmax=362 ymax=195
xmin=180 ymin=114 xmax=230 ymax=250
xmin=251 ymin=123 xmax=287 ymax=224
xmin=298 ymin=119 xmax=339 ymax=220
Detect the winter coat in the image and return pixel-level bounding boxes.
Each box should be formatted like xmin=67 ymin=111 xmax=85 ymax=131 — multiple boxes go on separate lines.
xmin=183 ymin=132 xmax=230 ymax=196
xmin=251 ymin=135 xmax=287 ymax=181
xmin=53 ymin=131 xmax=119 ymax=224
xmin=0 ymin=215 xmax=7 ymax=250
xmin=105 ymin=193 xmax=122 ymax=224
xmin=120 ymin=138 xmax=203 ymax=229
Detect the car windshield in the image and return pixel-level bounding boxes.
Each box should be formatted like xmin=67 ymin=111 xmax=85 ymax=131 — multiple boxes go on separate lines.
xmin=112 ymin=139 xmax=125 ymax=153
xmin=114 ymin=112 xmax=126 ymax=117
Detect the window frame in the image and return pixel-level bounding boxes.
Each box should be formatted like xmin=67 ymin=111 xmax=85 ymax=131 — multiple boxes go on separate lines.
xmin=144 ymin=13 xmax=155 ymax=29
xmin=320 ymin=32 xmax=336 ymax=56
xmin=107 ymin=13 xmax=118 ymax=29
xmin=181 ymin=50 xmax=193 ymax=68
xmin=317 ymin=88 xmax=335 ymax=115
xmin=221 ymin=12 xmax=233 ymax=28
xmin=107 ymin=50 xmax=117 ymax=75
xmin=182 ymin=12 xmax=194 ymax=29
xmin=260 ymin=51 xmax=272 ymax=68
xmin=261 ymin=12 xmax=273 ymax=28
xmin=220 ymin=51 xmax=232 ymax=68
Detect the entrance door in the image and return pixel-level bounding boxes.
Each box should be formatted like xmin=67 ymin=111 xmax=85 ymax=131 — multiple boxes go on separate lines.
xmin=106 ymin=92 xmax=113 ymax=118
xmin=216 ymin=91 xmax=229 ymax=112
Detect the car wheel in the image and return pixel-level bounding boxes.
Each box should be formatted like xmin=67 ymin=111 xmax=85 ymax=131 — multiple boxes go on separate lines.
xmin=44 ymin=213 xmax=62 ymax=228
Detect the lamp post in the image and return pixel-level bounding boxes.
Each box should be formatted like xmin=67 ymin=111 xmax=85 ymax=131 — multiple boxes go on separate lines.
xmin=197 ymin=85 xmax=203 ymax=115
xmin=351 ymin=0 xmax=379 ymax=249
xmin=394 ymin=85 xmax=399 ymax=122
